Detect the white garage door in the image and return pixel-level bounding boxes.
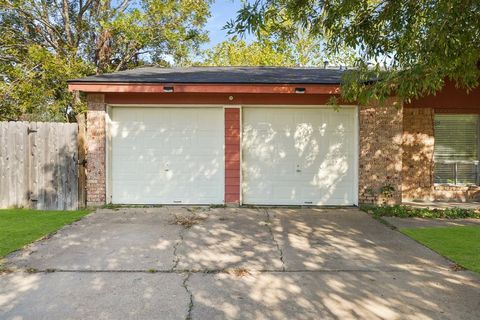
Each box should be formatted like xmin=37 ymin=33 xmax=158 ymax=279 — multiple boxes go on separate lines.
xmin=110 ymin=107 xmax=224 ymax=204
xmin=242 ymin=107 xmax=357 ymax=205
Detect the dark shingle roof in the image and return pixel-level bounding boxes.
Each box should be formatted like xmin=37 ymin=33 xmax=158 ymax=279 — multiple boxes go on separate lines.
xmin=69 ymin=66 xmax=346 ymax=84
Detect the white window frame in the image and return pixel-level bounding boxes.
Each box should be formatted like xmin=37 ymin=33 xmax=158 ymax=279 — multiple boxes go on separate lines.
xmin=433 ymin=113 xmax=480 ymax=186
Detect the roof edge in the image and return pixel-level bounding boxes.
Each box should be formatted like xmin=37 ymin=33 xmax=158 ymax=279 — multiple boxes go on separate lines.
xmin=68 ymin=82 xmax=341 ymax=95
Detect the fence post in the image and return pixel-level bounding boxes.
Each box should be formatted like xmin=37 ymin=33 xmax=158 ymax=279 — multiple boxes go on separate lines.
xmin=77 ymin=114 xmax=87 ymax=208
xmin=28 ymin=122 xmax=38 ymax=209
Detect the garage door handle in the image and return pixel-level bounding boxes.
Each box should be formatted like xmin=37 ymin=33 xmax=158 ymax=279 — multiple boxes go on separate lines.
xmin=296 ymin=169 xmax=302 ymax=172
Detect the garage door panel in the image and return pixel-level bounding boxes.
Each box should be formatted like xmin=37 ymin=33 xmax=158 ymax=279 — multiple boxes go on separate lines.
xmin=167 ymin=155 xmax=222 ymax=169
xmin=243 ymin=107 xmax=357 ymax=206
xmin=242 ymin=187 xmax=272 ymax=202
xmin=272 ymin=185 xmax=298 ymax=201
xmin=113 ymin=107 xmax=141 ymax=121
xmin=300 ymin=184 xmax=353 ymax=197
xmin=111 ymin=107 xmax=224 ymax=204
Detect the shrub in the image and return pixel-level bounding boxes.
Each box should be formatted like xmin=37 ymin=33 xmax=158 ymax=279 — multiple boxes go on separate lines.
xmin=360 ymin=205 xmax=480 ymax=219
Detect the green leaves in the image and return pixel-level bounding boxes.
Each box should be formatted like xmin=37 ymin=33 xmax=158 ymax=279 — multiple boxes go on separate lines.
xmin=228 ymin=0 xmax=480 ymax=103
xmin=202 ymin=21 xmax=355 ymax=67
xmin=202 ymin=39 xmax=296 ymax=66
xmin=0 ymin=44 xmax=92 ymax=121
xmin=0 ymin=0 xmax=211 ymax=121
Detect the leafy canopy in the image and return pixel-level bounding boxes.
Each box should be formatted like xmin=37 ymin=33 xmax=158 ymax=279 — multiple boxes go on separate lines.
xmin=228 ymin=0 xmax=480 ymax=104
xmin=0 ymin=0 xmax=211 ymax=121
xmin=202 ymin=38 xmax=299 ymax=66
xmin=202 ymin=11 xmax=356 ymax=67
xmin=201 ymin=30 xmax=356 ymax=67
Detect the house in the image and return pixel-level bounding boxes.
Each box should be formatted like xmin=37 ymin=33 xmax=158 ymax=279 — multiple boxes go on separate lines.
xmin=68 ymin=67 xmax=480 ymax=206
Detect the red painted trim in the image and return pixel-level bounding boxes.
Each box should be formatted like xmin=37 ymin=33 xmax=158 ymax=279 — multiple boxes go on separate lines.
xmin=225 ymin=136 xmax=240 ymax=145
xmin=224 ymin=108 xmax=241 ymax=204
xmin=225 ymin=177 xmax=240 ymax=186
xmin=225 ymin=111 xmax=240 ymax=120
xmin=225 ymin=194 xmax=239 ymax=203
xmin=69 ymin=82 xmax=341 ymax=94
xmin=226 ymin=169 xmax=240 ymax=178
xmin=225 ymin=152 xmax=240 ymax=162
xmin=104 ymin=92 xmax=345 ymax=106
xmin=225 ymin=161 xmax=240 ymax=170
xmin=405 ymin=81 xmax=480 ymax=109
xmin=225 ymin=185 xmax=241 ymax=194
xmin=225 ymin=120 xmax=240 ymax=130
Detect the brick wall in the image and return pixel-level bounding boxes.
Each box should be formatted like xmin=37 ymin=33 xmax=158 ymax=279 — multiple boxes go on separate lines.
xmin=86 ymin=94 xmax=106 ymax=206
xmin=433 ymin=185 xmax=480 ymax=201
xmin=359 ymin=99 xmax=403 ymax=204
xmin=224 ymin=108 xmax=241 ymax=204
xmin=401 ymin=108 xmax=435 ymax=200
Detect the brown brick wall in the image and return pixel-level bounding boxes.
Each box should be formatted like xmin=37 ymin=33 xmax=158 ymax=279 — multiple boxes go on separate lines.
xmin=86 ymin=94 xmax=106 ymax=206
xmin=433 ymin=185 xmax=480 ymax=202
xmin=401 ymin=108 xmax=435 ymax=200
xmin=359 ymin=99 xmax=403 ymax=204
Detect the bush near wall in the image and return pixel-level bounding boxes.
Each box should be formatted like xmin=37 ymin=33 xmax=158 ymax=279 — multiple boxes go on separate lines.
xmin=361 ymin=205 xmax=480 ymax=219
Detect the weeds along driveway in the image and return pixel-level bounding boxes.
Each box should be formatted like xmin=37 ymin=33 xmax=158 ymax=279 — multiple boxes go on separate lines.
xmin=1 ymin=207 xmax=479 ymax=320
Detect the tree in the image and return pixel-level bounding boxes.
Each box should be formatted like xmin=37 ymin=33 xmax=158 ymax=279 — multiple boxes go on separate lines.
xmin=201 ymin=32 xmax=356 ymax=67
xmin=228 ymin=0 xmax=480 ymax=104
xmin=0 ymin=45 xmax=92 ymax=122
xmin=0 ymin=0 xmax=211 ymax=121
xmin=202 ymin=14 xmax=356 ymax=67
xmin=202 ymin=38 xmax=297 ymax=66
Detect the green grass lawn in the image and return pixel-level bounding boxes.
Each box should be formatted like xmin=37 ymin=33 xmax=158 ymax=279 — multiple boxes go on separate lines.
xmin=0 ymin=209 xmax=90 ymax=258
xmin=402 ymin=226 xmax=480 ymax=273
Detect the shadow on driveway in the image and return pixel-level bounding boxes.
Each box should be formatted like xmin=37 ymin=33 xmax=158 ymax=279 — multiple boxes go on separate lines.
xmin=1 ymin=207 xmax=479 ymax=319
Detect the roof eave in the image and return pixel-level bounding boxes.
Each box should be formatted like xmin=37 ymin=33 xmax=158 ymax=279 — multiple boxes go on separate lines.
xmin=67 ymin=82 xmax=341 ymax=95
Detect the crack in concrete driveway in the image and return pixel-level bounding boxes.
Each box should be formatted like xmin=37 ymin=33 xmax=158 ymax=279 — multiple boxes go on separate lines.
xmin=1 ymin=207 xmax=479 ymax=320
xmin=263 ymin=208 xmax=286 ymax=272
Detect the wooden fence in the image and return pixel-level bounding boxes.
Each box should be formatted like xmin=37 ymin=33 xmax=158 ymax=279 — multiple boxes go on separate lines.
xmin=0 ymin=121 xmax=84 ymax=210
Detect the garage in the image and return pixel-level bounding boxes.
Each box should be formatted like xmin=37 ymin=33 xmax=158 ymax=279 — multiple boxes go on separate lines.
xmin=109 ymin=107 xmax=224 ymax=204
xmin=69 ymin=66 xmax=369 ymax=206
xmin=242 ymin=107 xmax=358 ymax=205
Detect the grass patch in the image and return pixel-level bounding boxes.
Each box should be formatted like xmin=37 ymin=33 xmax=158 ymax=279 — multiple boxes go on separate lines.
xmin=361 ymin=204 xmax=480 ymax=219
xmin=0 ymin=209 xmax=90 ymax=258
xmin=401 ymin=226 xmax=480 ymax=273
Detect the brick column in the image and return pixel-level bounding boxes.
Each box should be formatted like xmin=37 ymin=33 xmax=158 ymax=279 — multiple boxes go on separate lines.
xmin=359 ymin=99 xmax=403 ymax=204
xmin=225 ymin=108 xmax=241 ymax=205
xmin=402 ymin=108 xmax=435 ymax=200
xmin=86 ymin=94 xmax=106 ymax=206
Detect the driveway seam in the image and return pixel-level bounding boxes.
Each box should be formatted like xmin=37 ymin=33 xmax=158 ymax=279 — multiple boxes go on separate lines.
xmin=264 ymin=208 xmax=285 ymax=271
xmin=4 ymin=268 xmax=457 ymax=274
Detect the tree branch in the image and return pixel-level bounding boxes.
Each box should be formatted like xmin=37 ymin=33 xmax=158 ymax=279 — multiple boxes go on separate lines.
xmin=61 ymin=0 xmax=74 ymax=45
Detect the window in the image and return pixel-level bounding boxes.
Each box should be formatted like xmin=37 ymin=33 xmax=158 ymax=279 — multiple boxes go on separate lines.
xmin=434 ymin=114 xmax=480 ymax=185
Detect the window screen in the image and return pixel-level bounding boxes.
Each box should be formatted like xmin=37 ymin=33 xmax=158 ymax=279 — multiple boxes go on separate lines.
xmin=434 ymin=114 xmax=479 ymax=185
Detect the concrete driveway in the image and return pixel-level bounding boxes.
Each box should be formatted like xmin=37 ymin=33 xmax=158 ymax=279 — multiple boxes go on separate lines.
xmin=1 ymin=207 xmax=479 ymax=319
